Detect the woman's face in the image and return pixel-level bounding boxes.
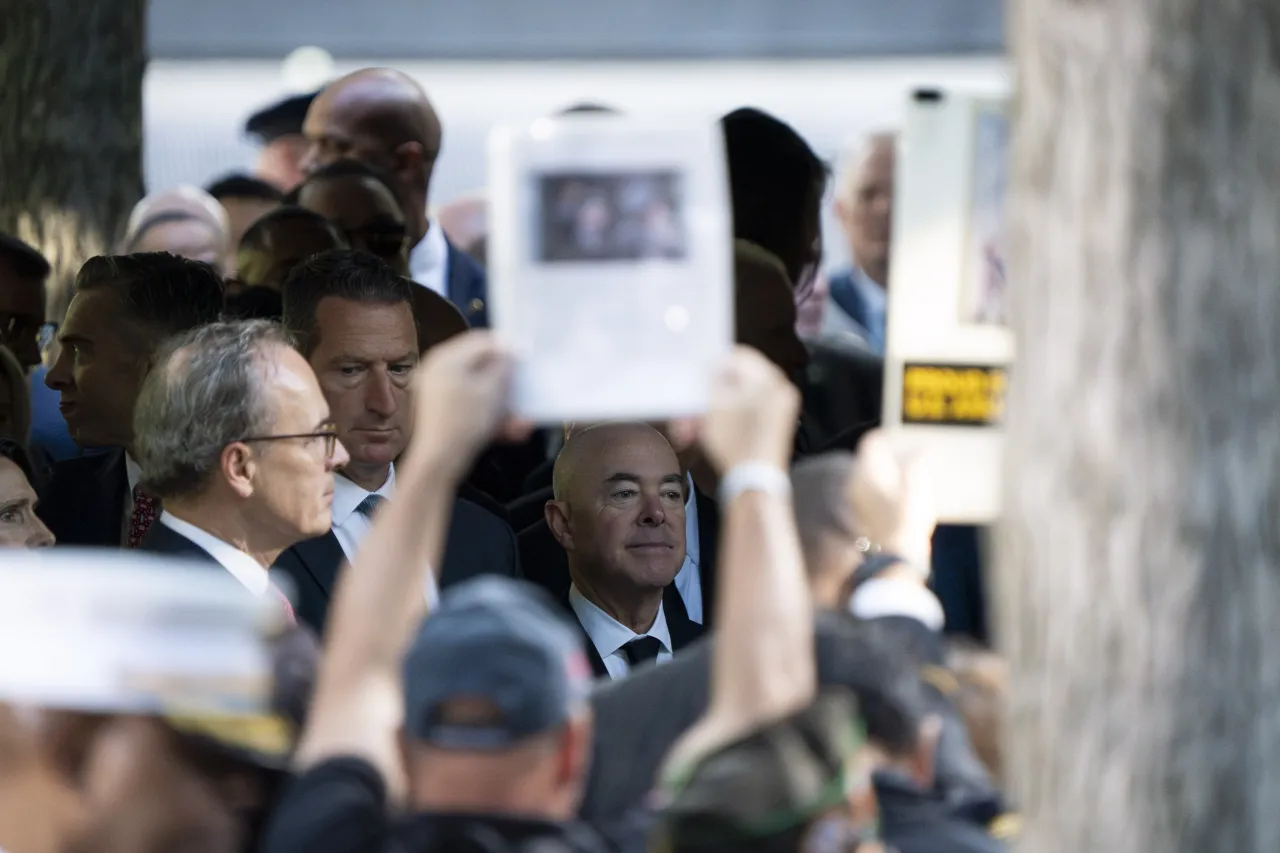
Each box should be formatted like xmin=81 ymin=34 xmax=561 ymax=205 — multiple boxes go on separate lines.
xmin=0 ymin=457 xmax=53 ymax=548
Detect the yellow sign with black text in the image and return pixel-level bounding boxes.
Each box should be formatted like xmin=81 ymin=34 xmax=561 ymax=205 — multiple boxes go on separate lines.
xmin=901 ymin=363 xmax=1007 ymax=427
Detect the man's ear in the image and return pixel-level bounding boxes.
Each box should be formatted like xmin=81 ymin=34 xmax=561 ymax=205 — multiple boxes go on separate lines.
xmin=221 ymin=442 xmax=257 ymax=500
xmin=545 ymin=500 xmax=574 ymax=551
xmin=910 ymin=714 xmax=943 ymax=791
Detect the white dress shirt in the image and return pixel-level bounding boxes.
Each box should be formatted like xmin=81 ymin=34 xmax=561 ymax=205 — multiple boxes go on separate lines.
xmin=568 ymin=585 xmax=674 ymax=680
xmin=158 ymin=512 xmax=270 ymax=596
xmin=849 ymin=577 xmax=946 ymax=631
xmin=330 ymin=465 xmax=439 ymax=606
xmin=672 ymin=472 xmax=703 ymax=624
xmin=407 ymin=218 xmax=450 ymax=297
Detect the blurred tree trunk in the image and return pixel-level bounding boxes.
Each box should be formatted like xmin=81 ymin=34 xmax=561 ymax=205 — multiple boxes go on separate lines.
xmin=999 ymin=0 xmax=1280 ymax=850
xmin=0 ymin=0 xmax=147 ymax=320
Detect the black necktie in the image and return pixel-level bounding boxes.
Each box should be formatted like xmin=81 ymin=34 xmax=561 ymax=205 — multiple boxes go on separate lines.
xmin=621 ymin=636 xmax=664 ymax=666
xmin=356 ymin=494 xmax=385 ymax=517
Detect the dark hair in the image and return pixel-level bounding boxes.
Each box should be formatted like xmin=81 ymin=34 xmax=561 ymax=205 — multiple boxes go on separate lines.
xmin=238 ymin=206 xmax=347 ymax=257
xmin=0 ymin=435 xmax=40 ymax=491
xmin=292 ymin=158 xmax=402 ymax=206
xmin=223 ymin=285 xmax=284 ymax=322
xmin=205 ymin=173 xmax=285 ymax=204
xmin=720 ymin=108 xmax=828 ymax=286
xmin=814 ymin=612 xmax=930 ymax=757
xmin=74 ymin=253 xmax=225 ymax=354
xmin=0 ymin=234 xmax=51 ymax=281
xmin=281 ymin=249 xmax=414 ymax=356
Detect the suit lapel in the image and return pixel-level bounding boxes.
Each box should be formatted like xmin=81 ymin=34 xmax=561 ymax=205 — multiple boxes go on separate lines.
xmin=663 ymin=583 xmax=704 ymax=652
xmin=290 ymin=532 xmax=346 ymax=601
xmin=95 ymin=450 xmax=129 ymax=546
xmin=694 ymin=489 xmax=719 ymax=626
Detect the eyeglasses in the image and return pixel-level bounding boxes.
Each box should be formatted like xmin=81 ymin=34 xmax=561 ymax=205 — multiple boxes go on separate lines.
xmin=234 ymin=423 xmax=340 ymax=458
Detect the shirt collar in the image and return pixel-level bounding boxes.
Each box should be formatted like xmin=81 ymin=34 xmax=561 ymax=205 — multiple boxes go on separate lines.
xmin=331 ymin=465 xmax=397 ymax=527
xmin=683 ymin=472 xmax=699 ymax=566
xmin=408 ymin=218 xmax=449 ymax=296
xmin=851 ymin=266 xmax=887 ymax=316
xmin=125 ymin=453 xmax=142 ymax=494
xmin=567 ymin=584 xmax=672 ymax=660
xmin=157 ymin=511 xmax=270 ymax=595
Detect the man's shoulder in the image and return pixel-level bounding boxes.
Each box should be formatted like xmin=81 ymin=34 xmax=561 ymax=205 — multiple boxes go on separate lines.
xmin=452 ymin=495 xmax=512 ymax=535
xmin=45 ymin=448 xmax=122 ymax=493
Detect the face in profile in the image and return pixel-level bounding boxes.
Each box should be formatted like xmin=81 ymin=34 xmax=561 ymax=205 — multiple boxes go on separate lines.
xmin=297 ymin=176 xmax=409 ymax=274
xmin=549 ymin=424 xmax=687 ymax=591
xmin=45 ymin=289 xmax=151 ymax=449
xmin=0 ymin=457 xmax=53 ymax=548
xmin=309 ymin=297 xmax=417 ymax=487
xmin=244 ymin=346 xmax=348 ymax=544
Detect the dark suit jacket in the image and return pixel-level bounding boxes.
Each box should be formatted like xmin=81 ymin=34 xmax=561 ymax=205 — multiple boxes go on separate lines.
xmin=517 ymin=489 xmax=720 ymax=627
xmin=800 ymin=338 xmax=884 ymax=451
xmin=273 ymin=497 xmax=521 ymax=635
xmin=135 ymin=519 xmax=218 ymax=562
xmin=37 ymin=448 xmax=128 ymax=547
xmin=579 ymin=611 xmax=1002 ymax=826
xmin=568 ymin=583 xmax=705 ymax=679
xmin=446 ymin=239 xmax=488 ymax=328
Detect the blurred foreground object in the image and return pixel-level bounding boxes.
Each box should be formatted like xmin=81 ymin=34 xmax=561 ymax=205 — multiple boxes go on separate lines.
xmin=0 ymin=0 xmax=146 ymax=324
xmin=0 ymin=549 xmax=305 ymax=853
xmin=1001 ymin=1 xmax=1280 ymax=850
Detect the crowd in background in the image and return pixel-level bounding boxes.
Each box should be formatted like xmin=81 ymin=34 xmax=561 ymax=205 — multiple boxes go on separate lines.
xmin=0 ymin=66 xmax=1009 ymax=853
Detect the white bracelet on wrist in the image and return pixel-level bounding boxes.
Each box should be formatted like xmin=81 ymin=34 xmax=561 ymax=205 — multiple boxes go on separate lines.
xmin=717 ymin=461 xmax=791 ymax=505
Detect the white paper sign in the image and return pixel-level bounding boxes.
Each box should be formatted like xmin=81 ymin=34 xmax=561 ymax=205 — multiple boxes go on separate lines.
xmin=488 ymin=115 xmax=734 ymax=422
xmin=0 ymin=549 xmax=279 ymax=715
xmin=883 ymin=90 xmax=1013 ymax=524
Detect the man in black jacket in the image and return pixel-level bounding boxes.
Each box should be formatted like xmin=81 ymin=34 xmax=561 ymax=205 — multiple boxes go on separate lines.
xmin=38 ymin=253 xmax=224 ymax=548
xmin=274 ymin=251 xmax=519 ymax=634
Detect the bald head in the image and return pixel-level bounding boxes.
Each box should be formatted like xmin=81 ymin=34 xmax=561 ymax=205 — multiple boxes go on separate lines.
xmin=302 ymin=68 xmax=443 ymax=243
xmin=547 ymin=423 xmax=686 ymax=596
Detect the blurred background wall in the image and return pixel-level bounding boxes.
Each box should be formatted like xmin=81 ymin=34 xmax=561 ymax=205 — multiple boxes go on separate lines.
xmin=143 ymin=0 xmax=1007 ymax=269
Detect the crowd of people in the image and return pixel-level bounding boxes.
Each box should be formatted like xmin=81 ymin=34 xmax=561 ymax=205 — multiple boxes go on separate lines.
xmin=0 ymin=66 xmax=1010 ymax=853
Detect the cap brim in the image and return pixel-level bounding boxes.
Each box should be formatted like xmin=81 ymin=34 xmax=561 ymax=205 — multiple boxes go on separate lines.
xmin=165 ymin=712 xmax=294 ymax=770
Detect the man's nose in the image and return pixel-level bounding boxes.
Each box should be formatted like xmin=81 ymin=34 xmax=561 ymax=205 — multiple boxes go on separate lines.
xmin=327 ymin=438 xmax=351 ymax=471
xmin=45 ymin=346 xmax=71 ymax=390
xmin=637 ymin=493 xmax=666 ymax=526
xmin=364 ymin=369 xmax=398 ymax=417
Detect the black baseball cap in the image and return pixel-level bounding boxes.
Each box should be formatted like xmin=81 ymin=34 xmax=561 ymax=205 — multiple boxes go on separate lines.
xmin=402 ymin=577 xmax=593 ymax=749
xmin=245 ymin=91 xmax=320 ymax=144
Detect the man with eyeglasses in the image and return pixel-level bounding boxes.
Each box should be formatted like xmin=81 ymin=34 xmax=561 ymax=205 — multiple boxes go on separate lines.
xmin=131 ymin=320 xmax=349 ymax=609
xmin=0 ymin=234 xmax=49 ymax=372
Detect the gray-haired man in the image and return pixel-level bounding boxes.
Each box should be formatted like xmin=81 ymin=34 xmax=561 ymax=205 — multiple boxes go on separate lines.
xmin=132 ymin=320 xmax=350 ymax=608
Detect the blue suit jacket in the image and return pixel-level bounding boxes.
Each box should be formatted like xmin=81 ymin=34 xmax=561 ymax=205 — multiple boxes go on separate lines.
xmin=445 ymin=239 xmax=488 ymax=328
xmin=827 ymin=268 xmax=885 ymax=351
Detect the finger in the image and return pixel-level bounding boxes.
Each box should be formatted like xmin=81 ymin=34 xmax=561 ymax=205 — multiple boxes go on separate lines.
xmin=664 ymin=417 xmax=701 ymax=452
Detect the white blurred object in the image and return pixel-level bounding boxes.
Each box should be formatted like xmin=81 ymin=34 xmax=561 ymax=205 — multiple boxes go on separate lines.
xmin=281 ymin=46 xmax=335 ymax=93
xmin=0 ymin=550 xmax=285 ymax=715
xmin=882 ymin=90 xmax=1013 ymax=524
xmin=488 ymin=115 xmax=733 ymax=422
